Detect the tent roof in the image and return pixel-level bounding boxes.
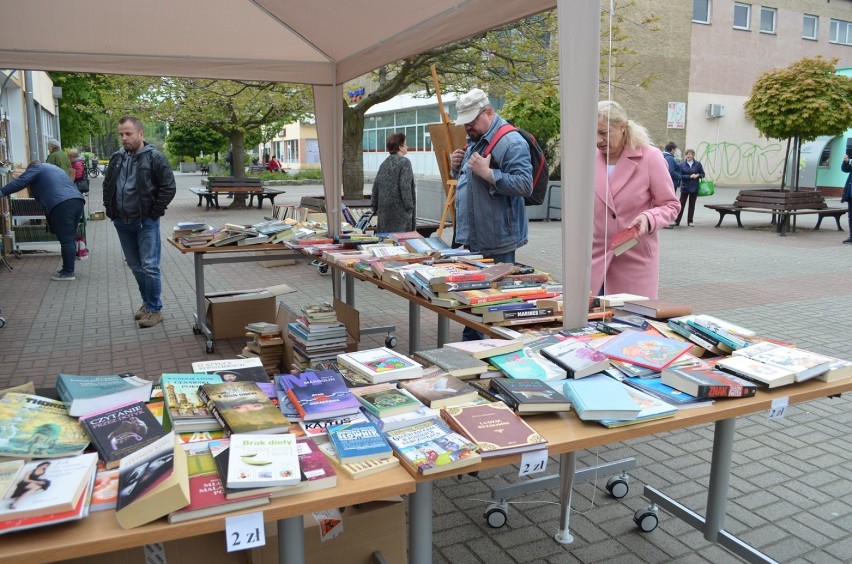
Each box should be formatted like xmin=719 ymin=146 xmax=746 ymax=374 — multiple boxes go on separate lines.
xmin=0 ymin=0 xmax=553 ymax=84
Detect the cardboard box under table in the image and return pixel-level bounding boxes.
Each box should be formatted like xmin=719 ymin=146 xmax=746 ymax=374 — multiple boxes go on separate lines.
xmin=206 ymin=289 xmax=276 ymax=340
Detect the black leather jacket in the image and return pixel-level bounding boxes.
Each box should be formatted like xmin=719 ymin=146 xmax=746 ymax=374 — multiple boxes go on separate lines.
xmin=103 ymin=143 xmax=176 ymax=220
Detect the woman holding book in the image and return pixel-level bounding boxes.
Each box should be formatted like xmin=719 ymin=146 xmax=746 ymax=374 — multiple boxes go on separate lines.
xmin=371 ymin=132 xmax=416 ymax=234
xmin=593 ymin=101 xmax=680 ymax=299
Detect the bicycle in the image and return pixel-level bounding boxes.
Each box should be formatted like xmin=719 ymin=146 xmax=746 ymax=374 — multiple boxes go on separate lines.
xmin=87 ymin=160 xmax=101 ymax=178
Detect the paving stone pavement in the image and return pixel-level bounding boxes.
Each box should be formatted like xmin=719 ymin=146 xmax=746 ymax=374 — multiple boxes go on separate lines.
xmin=0 ymin=173 xmax=849 ymax=563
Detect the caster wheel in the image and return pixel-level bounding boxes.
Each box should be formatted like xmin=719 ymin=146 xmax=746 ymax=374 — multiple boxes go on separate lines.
xmin=633 ymin=506 xmax=659 ymax=532
xmin=317 ymin=264 xmax=329 ymax=275
xmin=0 ymin=317 xmax=5 ymax=328
xmin=192 ymin=324 xmax=202 ymax=335
xmin=606 ymin=475 xmax=629 ymax=499
xmin=385 ymin=334 xmax=398 ymax=348
xmin=484 ymin=504 xmax=508 ymax=528
xmin=206 ymin=341 xmax=215 ymax=354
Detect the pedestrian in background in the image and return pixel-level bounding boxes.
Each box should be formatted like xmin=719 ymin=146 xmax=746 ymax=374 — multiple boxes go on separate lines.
xmin=672 ymin=149 xmax=705 ymax=228
xmin=68 ymin=148 xmax=89 ymax=193
xmin=371 ymin=132 xmax=416 ymax=234
xmin=662 ymin=142 xmax=682 ymax=194
xmin=45 ymin=138 xmax=73 ymax=179
xmin=841 ymin=153 xmax=852 ymax=244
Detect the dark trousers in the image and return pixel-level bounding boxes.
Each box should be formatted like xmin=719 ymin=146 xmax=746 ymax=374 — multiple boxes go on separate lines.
xmin=48 ymin=199 xmax=85 ymax=275
xmin=676 ymin=191 xmax=698 ymax=225
xmin=462 ymin=249 xmax=516 ymax=341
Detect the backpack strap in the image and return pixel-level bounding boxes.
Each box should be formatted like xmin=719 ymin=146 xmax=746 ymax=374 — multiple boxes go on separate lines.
xmin=482 ymin=124 xmax=518 ymax=157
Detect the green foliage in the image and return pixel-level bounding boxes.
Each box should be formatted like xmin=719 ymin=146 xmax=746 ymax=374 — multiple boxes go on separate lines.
xmin=501 ymin=83 xmax=561 ymax=178
xmin=50 ymin=72 xmax=111 ymax=149
xmin=166 ymin=122 xmax=228 ymax=159
xmin=246 ymin=169 xmax=322 ymax=181
xmin=745 ymin=56 xmax=852 ymax=143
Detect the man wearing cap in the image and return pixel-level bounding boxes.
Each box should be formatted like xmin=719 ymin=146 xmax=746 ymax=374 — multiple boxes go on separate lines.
xmin=450 ymin=88 xmax=533 ymax=340
xmin=45 ymin=138 xmax=73 ymax=179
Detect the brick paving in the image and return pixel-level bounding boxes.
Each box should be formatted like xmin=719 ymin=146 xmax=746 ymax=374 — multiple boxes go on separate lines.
xmin=0 ymin=173 xmax=850 ymax=563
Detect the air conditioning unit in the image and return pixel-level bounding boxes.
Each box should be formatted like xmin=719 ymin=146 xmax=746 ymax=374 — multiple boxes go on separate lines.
xmin=707 ymin=104 xmax=726 ymax=118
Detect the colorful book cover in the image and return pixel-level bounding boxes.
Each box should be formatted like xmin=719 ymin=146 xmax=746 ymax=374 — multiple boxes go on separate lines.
xmin=317 ymin=441 xmax=400 ymax=480
xmin=620 ymin=374 xmax=714 ymax=407
xmin=0 ymin=453 xmax=97 ymax=520
xmin=383 ymin=419 xmax=481 ymax=476
xmin=160 ymin=373 xmax=223 ymax=423
xmin=488 ymin=335 xmax=568 ymax=381
xmin=0 ymin=470 xmax=95 ymax=535
xmin=541 ymin=339 xmax=610 ymax=378
xmin=0 ymin=393 xmax=90 ymax=458
xmin=598 ymin=385 xmax=678 ymax=428
xmin=298 ymin=411 xmax=369 ymax=442
xmin=595 ymin=329 xmax=692 ymax=371
xmin=55 ymin=373 xmax=153 ymax=417
xmin=79 ymin=401 xmax=168 ymax=469
xmin=399 ymin=374 xmax=479 ymax=409
xmin=199 ymin=381 xmax=290 ymax=434
xmin=90 ymin=465 xmax=119 ymax=512
xmin=441 ymin=402 xmax=547 ymax=457
xmin=191 ymin=358 xmax=271 ymax=384
xmin=226 ymin=434 xmax=301 ymax=489
xmin=337 ymin=347 xmax=424 ymax=383
xmin=285 ymin=369 xmax=361 ymax=421
xmin=355 ymin=387 xmax=423 ymax=416
xmin=327 ymin=421 xmax=393 ymax=465
xmin=661 ymin=366 xmax=758 ymax=398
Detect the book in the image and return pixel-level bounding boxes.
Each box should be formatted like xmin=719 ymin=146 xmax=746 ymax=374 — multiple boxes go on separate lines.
xmin=383 ymin=419 xmax=481 ymax=476
xmin=115 ymin=433 xmax=190 ymax=529
xmin=444 ymin=338 xmax=525 ymax=359
xmin=167 ymin=447 xmax=270 ymax=524
xmin=622 ymin=299 xmax=694 ymax=319
xmin=561 ymin=374 xmax=642 ymax=421
xmin=55 ymin=373 xmax=153 ymax=417
xmin=442 ymin=402 xmax=547 ymax=458
xmin=399 ymin=373 xmax=480 ymax=409
xmin=686 ymin=315 xmax=756 ymax=351
xmin=337 ymin=347 xmax=424 ymax=383
xmin=0 ymin=453 xmax=98 ymax=520
xmin=0 ymin=393 xmax=90 ymax=459
xmin=489 ymin=378 xmax=573 ymax=414
xmin=714 ymin=356 xmax=796 ymax=388
xmin=226 ymin=433 xmax=301 ymax=489
xmin=817 ymin=357 xmax=852 ymax=383
xmin=667 ymin=316 xmax=726 ymax=355
xmin=0 ymin=469 xmax=95 ymax=535
xmin=488 ymin=336 xmax=568 ymax=381
xmin=361 ymin=402 xmax=439 ymax=433
xmin=596 ymin=293 xmax=649 ymax=308
xmin=620 ymin=374 xmax=715 ymax=408
xmin=198 ymin=381 xmax=290 ymax=435
xmin=90 ymin=466 xmax=120 ymax=512
xmin=355 ymin=386 xmax=423 ymax=416
xmin=285 ymin=369 xmax=362 ymax=421
xmin=541 ymin=339 xmax=611 ymax=378
xmin=317 ymin=441 xmax=401 ymax=479
xmin=413 ymin=347 xmax=490 ymax=379
xmin=297 ymin=411 xmax=369 ymax=442
xmin=595 ymin=329 xmax=693 ymax=371
xmin=79 ymin=401 xmax=168 ymax=469
xmin=609 ymin=225 xmax=640 ymax=256
xmin=732 ymin=342 xmax=832 ymax=382
xmin=327 ymin=421 xmax=394 ymax=465
xmin=160 ymin=373 xmax=223 ymax=432
xmin=191 ymin=358 xmax=271 ymax=383
xmin=0 ymin=460 xmax=26 ymax=501
xmin=660 ymin=365 xmax=758 ymax=398
xmin=598 ymin=385 xmax=678 ymax=428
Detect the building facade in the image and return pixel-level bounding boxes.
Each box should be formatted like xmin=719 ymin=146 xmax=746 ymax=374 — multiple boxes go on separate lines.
xmin=0 ymin=70 xmax=61 ymax=168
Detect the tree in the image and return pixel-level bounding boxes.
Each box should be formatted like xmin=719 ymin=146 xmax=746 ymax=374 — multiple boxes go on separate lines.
xmin=166 ymin=123 xmax=228 ymax=162
xmin=50 ymin=72 xmax=111 ymax=151
xmin=501 ymin=83 xmax=561 ymax=179
xmin=744 ymin=56 xmax=852 ymax=190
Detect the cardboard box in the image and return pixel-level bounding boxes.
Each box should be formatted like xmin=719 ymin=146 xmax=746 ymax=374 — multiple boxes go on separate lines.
xmin=206 ymin=289 xmax=276 ymax=340
xmin=250 ymin=497 xmax=406 ymax=564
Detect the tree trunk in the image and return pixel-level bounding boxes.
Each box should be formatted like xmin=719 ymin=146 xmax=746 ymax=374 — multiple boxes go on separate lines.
xmin=780 ymin=137 xmax=791 ymax=191
xmin=226 ymin=131 xmax=249 ymax=210
xmin=793 ymin=135 xmax=802 ymax=192
xmin=342 ymin=103 xmax=365 ymax=200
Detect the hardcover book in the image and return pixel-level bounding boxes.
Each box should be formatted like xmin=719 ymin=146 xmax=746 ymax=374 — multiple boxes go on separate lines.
xmin=714 ymin=356 xmax=796 ymax=388
xmin=413 ymin=347 xmax=490 ymax=379
xmin=0 ymin=393 xmax=90 ymax=459
xmin=561 ymin=374 xmax=642 ymax=421
xmin=115 ymin=433 xmax=190 ymax=529
xmin=383 ymin=419 xmax=481 ymax=476
xmin=80 ymin=401 xmax=168 ymax=469
xmin=327 ymin=421 xmax=394 ymax=465
xmin=541 ymin=339 xmax=611 ymax=378
xmin=226 ymin=433 xmax=301 ymax=489
xmin=317 ymin=441 xmax=401 ymax=479
xmin=337 ymin=347 xmax=424 ymax=383
xmin=444 ymin=338 xmax=525 ymax=359
xmin=285 ymin=369 xmax=362 ymax=421
xmin=355 ymin=386 xmax=423 ymax=416
xmin=399 ymin=373 xmax=480 ymax=409
xmin=56 ymin=373 xmax=153 ymax=417
xmin=595 ymin=329 xmax=692 ymax=371
xmin=160 ymin=373 xmax=223 ymax=432
xmin=198 ymin=381 xmax=290 ymax=434
xmin=622 ymin=299 xmax=694 ymax=319
xmin=488 ymin=378 xmax=573 ymax=414
xmin=732 ymin=342 xmax=832 ymax=382
xmin=660 ymin=366 xmax=758 ymax=398
xmin=0 ymin=453 xmax=98 ymax=521
xmin=609 ymin=225 xmax=640 ymax=256
xmin=621 ymin=374 xmax=715 ymax=408
xmin=441 ymin=402 xmax=548 ymax=458
xmin=191 ymin=358 xmax=271 ymax=384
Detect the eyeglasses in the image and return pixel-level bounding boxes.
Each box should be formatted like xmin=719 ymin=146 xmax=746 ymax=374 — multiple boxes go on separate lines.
xmin=464 ymin=108 xmax=487 ymax=128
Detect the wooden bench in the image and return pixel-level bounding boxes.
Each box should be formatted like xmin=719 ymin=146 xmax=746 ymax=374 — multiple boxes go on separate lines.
xmin=190 ymin=187 xmax=286 ymax=210
xmin=704 ymin=204 xmax=847 ymax=236
xmin=248 ymin=164 xmax=266 ymax=173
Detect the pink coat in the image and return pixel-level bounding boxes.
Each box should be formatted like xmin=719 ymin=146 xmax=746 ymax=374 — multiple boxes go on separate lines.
xmin=591 ymin=145 xmax=680 ymax=299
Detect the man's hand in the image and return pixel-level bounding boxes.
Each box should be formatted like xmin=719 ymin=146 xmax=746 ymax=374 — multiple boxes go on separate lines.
xmin=628 ymin=213 xmax=650 ymax=236
xmin=468 ymin=152 xmax=494 ymax=183
xmin=451 ymin=149 xmax=465 ymax=172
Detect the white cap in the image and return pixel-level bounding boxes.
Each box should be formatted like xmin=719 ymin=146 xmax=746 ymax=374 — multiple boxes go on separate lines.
xmin=453 ymin=88 xmax=490 ymax=125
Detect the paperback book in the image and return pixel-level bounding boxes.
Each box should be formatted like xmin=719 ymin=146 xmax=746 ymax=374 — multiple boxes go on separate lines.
xmin=198 ymin=381 xmax=290 ymax=435
xmin=383 ymin=419 xmax=481 ymax=476
xmin=0 ymin=393 xmax=90 ymax=459
xmin=361 ymin=403 xmax=439 ymax=433
xmin=317 ymin=441 xmax=401 ymax=479
xmin=191 ymin=358 xmax=271 ymax=384
xmin=714 ymin=356 xmax=796 ymax=388
xmin=0 ymin=467 xmax=95 ymax=536
xmin=412 ymin=347 xmax=490 ymax=379
xmin=598 ymin=385 xmax=678 ymax=428
xmin=595 ymin=329 xmax=692 ymax=371
xmin=540 ymin=339 xmax=610 ymax=378
xmin=80 ymin=401 xmax=168 ymax=469
xmin=226 ymin=433 xmax=301 ymax=489
xmin=284 ymin=369 xmax=362 ymax=421
xmin=609 ymin=225 xmax=640 ymax=256
xmin=399 ymin=373 xmax=480 ymax=409
xmin=444 ymin=338 xmax=525 ymax=359
xmin=488 ymin=378 xmax=573 ymax=414
xmin=661 ymin=365 xmax=758 ymax=398
xmin=56 ymin=373 xmax=153 ymax=417
xmin=327 ymin=421 xmax=394 ymax=465
xmin=297 ymin=411 xmax=369 ymax=442
xmin=732 ymin=342 xmax=832 ymax=382
xmin=355 ymin=386 xmax=423 ymax=416
xmin=337 ymin=347 xmax=424 ymax=383
xmin=0 ymin=453 xmax=98 ymax=521
xmin=441 ymin=402 xmax=547 ymax=458
xmin=620 ymin=373 xmax=715 ymax=408
xmin=160 ymin=373 xmax=223 ymax=432
xmin=487 ymin=335 xmax=568 ymax=381
xmin=621 ymin=299 xmax=694 ymax=319
xmin=562 ymin=374 xmax=642 ymax=421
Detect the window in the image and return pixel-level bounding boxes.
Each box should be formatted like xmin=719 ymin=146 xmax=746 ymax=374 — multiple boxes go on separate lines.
xmin=803 ymin=14 xmax=818 ymax=40
xmin=693 ymin=0 xmax=710 ymax=24
xmin=830 ymin=19 xmax=852 ymax=45
xmin=733 ymin=3 xmax=751 ymax=30
xmin=760 ymin=7 xmax=776 ymax=34
xmin=818 ymin=146 xmax=832 ymax=168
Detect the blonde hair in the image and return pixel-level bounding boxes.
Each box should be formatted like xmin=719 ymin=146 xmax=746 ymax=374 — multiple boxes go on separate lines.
xmin=598 ymin=100 xmax=652 ymax=151
xmin=68 ymin=148 xmax=79 ymax=158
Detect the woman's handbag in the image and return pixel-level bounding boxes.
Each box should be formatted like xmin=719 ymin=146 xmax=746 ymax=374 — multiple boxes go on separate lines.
xmin=75 ymin=177 xmax=90 ymax=194
xmin=697 ymin=178 xmax=714 ymax=197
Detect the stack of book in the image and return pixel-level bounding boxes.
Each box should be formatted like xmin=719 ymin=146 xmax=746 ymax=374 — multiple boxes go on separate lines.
xmin=0 ymin=393 xmax=91 ymax=459
xmin=55 ymin=372 xmax=153 ymax=417
xmin=336 ymin=347 xmax=424 ymax=384
xmin=288 ymin=303 xmax=349 ymax=367
xmin=283 ymin=368 xmax=362 ymax=422
xmin=160 ymin=373 xmax=224 ymax=433
xmin=243 ymin=322 xmax=285 ymax=375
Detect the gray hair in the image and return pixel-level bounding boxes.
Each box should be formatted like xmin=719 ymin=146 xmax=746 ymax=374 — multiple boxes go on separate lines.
xmin=598 ymin=100 xmax=652 ymax=151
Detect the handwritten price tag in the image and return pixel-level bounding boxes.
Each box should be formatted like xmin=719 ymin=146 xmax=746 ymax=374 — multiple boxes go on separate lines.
xmin=519 ymin=449 xmax=548 ymax=477
xmin=768 ymin=397 xmax=789 ymax=420
xmin=225 ymin=512 xmax=265 ymax=552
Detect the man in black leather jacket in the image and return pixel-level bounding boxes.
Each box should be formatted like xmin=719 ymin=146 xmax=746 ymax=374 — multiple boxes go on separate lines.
xmin=103 ymin=116 xmax=176 ymax=328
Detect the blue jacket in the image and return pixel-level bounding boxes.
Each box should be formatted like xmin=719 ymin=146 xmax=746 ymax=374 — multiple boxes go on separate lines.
xmin=454 ymin=114 xmax=533 ymax=256
xmin=679 ymin=159 xmax=705 ymax=194
xmin=663 ymin=151 xmax=681 ymax=189
xmin=842 ymin=159 xmax=851 ymax=203
xmin=0 ymin=163 xmax=84 ymax=214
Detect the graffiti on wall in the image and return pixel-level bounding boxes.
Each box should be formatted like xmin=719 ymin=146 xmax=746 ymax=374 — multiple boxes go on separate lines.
xmin=695 ymin=141 xmax=785 ymax=184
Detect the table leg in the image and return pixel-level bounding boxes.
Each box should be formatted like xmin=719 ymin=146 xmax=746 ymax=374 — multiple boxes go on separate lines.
xmin=345 ymin=273 xmax=355 ymax=305
xmin=705 ymin=418 xmax=735 ymax=542
xmin=193 ymin=253 xmax=210 ymax=339
xmin=437 ymin=315 xmax=449 ymax=347
xmin=409 ymin=302 xmax=420 ymax=355
xmin=278 ymin=515 xmax=306 ymax=564
xmin=408 ymin=481 xmax=433 ymax=564
xmin=555 ymin=451 xmax=577 ymax=544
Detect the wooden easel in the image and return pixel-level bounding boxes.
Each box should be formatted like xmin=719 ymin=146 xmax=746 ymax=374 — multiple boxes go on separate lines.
xmin=429 ymin=65 xmax=466 ymax=237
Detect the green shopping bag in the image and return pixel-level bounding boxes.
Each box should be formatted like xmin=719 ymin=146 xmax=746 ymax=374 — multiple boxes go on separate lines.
xmin=697 ymin=178 xmax=715 ymax=197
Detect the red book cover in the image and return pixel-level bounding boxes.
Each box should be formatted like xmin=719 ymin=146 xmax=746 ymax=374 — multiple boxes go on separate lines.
xmin=441 ymin=402 xmax=547 ymax=458
xmin=610 ymin=226 xmax=639 ymax=256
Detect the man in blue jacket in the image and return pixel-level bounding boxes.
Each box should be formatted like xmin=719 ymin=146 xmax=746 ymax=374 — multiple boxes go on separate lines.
xmin=842 ymin=153 xmax=852 ymax=244
xmin=1 ymin=162 xmax=85 ymax=281
xmin=662 ymin=142 xmax=682 ymax=192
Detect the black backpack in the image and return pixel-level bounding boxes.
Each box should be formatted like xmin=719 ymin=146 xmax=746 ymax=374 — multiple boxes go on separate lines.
xmin=482 ymin=124 xmax=549 ymax=206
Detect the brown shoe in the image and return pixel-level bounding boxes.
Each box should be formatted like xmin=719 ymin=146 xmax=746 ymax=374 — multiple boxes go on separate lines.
xmin=138 ymin=311 xmax=163 ymax=328
xmin=134 ymin=306 xmax=147 ymax=320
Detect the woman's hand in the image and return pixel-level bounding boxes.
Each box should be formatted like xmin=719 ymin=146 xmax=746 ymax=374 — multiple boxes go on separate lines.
xmin=628 ymin=213 xmax=650 ymax=236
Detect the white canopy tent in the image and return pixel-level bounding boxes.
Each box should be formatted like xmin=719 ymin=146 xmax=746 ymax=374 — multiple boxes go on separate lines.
xmin=0 ymin=0 xmax=599 ymax=327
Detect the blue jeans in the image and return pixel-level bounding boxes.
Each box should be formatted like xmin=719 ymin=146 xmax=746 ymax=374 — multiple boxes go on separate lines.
xmin=49 ymin=199 xmax=84 ymax=275
xmin=462 ymin=250 xmax=516 ymax=341
xmin=113 ymin=217 xmax=163 ymax=313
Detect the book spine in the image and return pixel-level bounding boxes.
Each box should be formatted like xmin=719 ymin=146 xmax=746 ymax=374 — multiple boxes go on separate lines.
xmin=208 ymin=404 xmax=232 ymax=435
xmin=501 ymin=307 xmax=554 ymax=320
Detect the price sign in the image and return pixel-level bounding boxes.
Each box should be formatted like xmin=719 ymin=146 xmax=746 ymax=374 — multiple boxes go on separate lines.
xmin=225 ymin=512 xmax=265 ymax=552
xmin=768 ymin=397 xmax=789 ymax=420
xmin=519 ymin=449 xmax=548 ymax=477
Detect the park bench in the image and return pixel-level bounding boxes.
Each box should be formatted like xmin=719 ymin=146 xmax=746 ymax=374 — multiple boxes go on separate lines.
xmin=199 ymin=164 xmax=209 ymax=176
xmin=190 ymin=186 xmax=286 ymax=211
xmin=248 ymin=164 xmax=266 ymax=173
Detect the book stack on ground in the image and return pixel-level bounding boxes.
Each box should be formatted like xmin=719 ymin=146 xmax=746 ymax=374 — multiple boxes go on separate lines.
xmin=288 ymin=303 xmax=349 ymax=367
xmin=337 ymin=347 xmax=424 ymax=384
xmin=56 ymin=373 xmax=153 ymax=417
xmin=242 ymin=322 xmax=285 ymax=375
